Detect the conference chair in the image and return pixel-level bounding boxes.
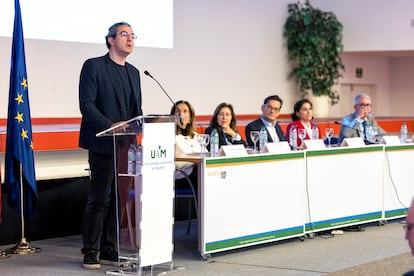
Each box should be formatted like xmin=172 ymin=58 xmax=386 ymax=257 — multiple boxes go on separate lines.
xmin=175 ymin=165 xmax=198 ymax=235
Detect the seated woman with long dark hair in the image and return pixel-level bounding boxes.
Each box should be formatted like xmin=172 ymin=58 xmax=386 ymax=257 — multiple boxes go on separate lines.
xmin=204 ymin=102 xmax=247 ymax=150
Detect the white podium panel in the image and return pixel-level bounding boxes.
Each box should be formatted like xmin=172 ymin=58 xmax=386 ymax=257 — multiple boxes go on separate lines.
xmin=134 ymin=122 xmax=175 ymax=267
xmin=305 ymin=146 xmax=384 ymax=233
xmin=383 ymin=144 xmax=414 ymax=219
xmin=200 ymin=152 xmax=305 ymax=255
xmin=97 ymin=115 xmax=176 ymax=273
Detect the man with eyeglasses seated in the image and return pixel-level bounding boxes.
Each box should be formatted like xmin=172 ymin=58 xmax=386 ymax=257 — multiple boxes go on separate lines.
xmin=245 ymin=95 xmax=287 ymax=151
xmin=338 ymin=93 xmax=386 ymax=145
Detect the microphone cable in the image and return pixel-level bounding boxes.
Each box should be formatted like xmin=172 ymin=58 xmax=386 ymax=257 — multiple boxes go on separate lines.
xmin=384 ymin=149 xmax=409 ymax=210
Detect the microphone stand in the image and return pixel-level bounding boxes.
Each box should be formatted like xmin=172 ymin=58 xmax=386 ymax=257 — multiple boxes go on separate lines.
xmin=334 ymin=121 xmax=375 ymax=145
xmin=144 ymin=71 xmax=182 ymax=125
xmin=144 ymin=71 xmax=175 ymax=105
xmin=335 ymin=121 xmax=360 ymax=137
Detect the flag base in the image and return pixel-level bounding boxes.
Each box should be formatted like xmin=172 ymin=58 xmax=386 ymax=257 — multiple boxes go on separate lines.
xmin=6 ymin=238 xmax=41 ymax=255
xmin=0 ymin=250 xmax=12 ymax=259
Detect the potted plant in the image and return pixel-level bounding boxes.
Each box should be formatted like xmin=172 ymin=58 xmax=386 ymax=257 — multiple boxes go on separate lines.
xmin=284 ymin=0 xmax=345 ymax=105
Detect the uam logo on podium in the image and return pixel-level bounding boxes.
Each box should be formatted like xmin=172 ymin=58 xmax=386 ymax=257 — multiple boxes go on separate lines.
xmin=150 ymin=145 xmax=167 ymax=159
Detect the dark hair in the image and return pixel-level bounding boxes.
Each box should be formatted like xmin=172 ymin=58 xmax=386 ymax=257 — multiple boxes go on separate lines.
xmin=209 ymin=102 xmax=239 ymax=132
xmin=291 ymin=98 xmax=313 ymax=121
xmin=170 ymin=100 xmax=196 ymax=138
xmin=105 ymin=22 xmax=131 ymax=49
xmin=263 ymin=95 xmax=283 ymax=107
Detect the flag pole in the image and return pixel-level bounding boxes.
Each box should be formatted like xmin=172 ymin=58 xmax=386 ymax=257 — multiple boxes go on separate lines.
xmin=6 ymin=164 xmax=40 ymax=255
xmin=4 ymin=0 xmax=40 ymax=256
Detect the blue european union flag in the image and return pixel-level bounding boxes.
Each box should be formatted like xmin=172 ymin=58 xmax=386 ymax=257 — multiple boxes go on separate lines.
xmin=4 ymin=0 xmax=37 ymax=221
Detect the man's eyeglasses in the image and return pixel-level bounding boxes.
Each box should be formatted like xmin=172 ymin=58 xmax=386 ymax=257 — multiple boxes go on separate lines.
xmin=265 ymin=105 xmax=281 ymax=112
xmin=359 ymin=103 xmax=371 ymax=107
xmin=118 ymin=31 xmax=137 ymax=40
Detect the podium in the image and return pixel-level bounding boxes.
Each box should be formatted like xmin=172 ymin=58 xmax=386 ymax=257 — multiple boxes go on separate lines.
xmin=97 ymin=115 xmax=176 ymax=275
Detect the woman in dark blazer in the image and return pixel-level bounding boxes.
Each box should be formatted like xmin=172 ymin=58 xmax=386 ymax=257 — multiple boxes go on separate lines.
xmin=204 ymin=102 xmax=247 ymax=150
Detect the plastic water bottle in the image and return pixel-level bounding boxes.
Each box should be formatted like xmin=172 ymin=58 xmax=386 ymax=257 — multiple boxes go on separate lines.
xmin=401 ymin=122 xmax=408 ymax=143
xmin=136 ymin=145 xmax=142 ymax=175
xmin=289 ymin=125 xmax=297 ymax=151
xmin=311 ymin=125 xmax=319 ymax=140
xmin=365 ymin=122 xmax=372 ymax=143
xmin=127 ymin=144 xmax=136 ymax=174
xmin=210 ymin=128 xmax=219 ymax=157
xmin=259 ymin=127 xmax=268 ymax=152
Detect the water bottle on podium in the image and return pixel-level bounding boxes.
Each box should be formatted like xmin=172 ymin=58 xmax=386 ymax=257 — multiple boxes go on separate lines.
xmin=127 ymin=144 xmax=137 ymax=174
xmin=136 ymin=145 xmax=143 ymax=175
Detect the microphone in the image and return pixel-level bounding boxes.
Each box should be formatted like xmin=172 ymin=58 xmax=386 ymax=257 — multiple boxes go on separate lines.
xmin=335 ymin=121 xmax=375 ymax=145
xmin=144 ymin=70 xmax=183 ymax=125
xmin=335 ymin=121 xmax=362 ymax=134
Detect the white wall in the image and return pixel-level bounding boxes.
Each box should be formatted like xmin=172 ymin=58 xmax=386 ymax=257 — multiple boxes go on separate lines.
xmin=390 ymin=57 xmax=414 ymax=116
xmin=1 ymin=0 xmax=414 ymax=119
xmin=0 ymin=0 xmax=296 ymax=118
xmin=336 ymin=54 xmax=391 ymax=117
xmin=313 ymin=0 xmax=414 ymax=52
xmin=138 ymin=0 xmax=297 ymax=116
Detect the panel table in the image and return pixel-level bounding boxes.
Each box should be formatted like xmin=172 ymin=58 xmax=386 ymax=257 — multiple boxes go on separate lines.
xmin=383 ymin=144 xmax=414 ymax=219
xmin=305 ymin=145 xmax=384 ymax=233
xmin=199 ymin=152 xmax=305 ymax=257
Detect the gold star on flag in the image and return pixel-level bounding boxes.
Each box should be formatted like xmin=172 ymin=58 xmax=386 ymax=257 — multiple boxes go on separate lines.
xmin=21 ymin=128 xmax=28 ymax=140
xmin=15 ymin=93 xmax=24 ymax=105
xmin=21 ymin=78 xmax=28 ymax=89
xmin=30 ymin=140 xmax=34 ymax=149
xmin=15 ymin=112 xmax=24 ymax=123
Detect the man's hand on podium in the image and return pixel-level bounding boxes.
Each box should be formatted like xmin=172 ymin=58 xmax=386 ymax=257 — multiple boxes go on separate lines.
xmin=111 ymin=121 xmax=130 ymax=132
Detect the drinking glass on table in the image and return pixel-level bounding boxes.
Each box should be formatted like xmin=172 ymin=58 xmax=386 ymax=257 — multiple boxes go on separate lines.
xmin=297 ymin=129 xmax=307 ymax=149
xmin=325 ymin=127 xmax=334 ymax=147
xmin=250 ymin=131 xmax=260 ymax=153
xmin=197 ymin=134 xmax=210 ymax=156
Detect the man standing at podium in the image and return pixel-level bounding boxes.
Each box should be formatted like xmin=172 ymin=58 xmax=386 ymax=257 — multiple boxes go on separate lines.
xmin=78 ymin=22 xmax=142 ymax=269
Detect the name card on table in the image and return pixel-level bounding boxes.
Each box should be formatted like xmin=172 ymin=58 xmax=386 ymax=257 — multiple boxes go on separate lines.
xmin=380 ymin=135 xmax=401 ymax=145
xmin=219 ymin=145 xmax=248 ymax=157
xmin=303 ymin=139 xmax=326 ymax=150
xmin=262 ymin=142 xmax=292 ymax=154
xmin=340 ymin=137 xmax=366 ymax=147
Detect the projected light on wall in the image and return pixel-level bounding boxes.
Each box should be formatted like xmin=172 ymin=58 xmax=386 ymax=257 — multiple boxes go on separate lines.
xmin=0 ymin=0 xmax=174 ymax=49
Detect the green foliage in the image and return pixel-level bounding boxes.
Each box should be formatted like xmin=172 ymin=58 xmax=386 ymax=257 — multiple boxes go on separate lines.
xmin=284 ymin=0 xmax=345 ymax=105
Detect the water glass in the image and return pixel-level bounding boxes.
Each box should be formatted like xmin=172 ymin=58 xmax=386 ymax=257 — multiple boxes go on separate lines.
xmin=197 ymin=134 xmax=210 ymax=156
